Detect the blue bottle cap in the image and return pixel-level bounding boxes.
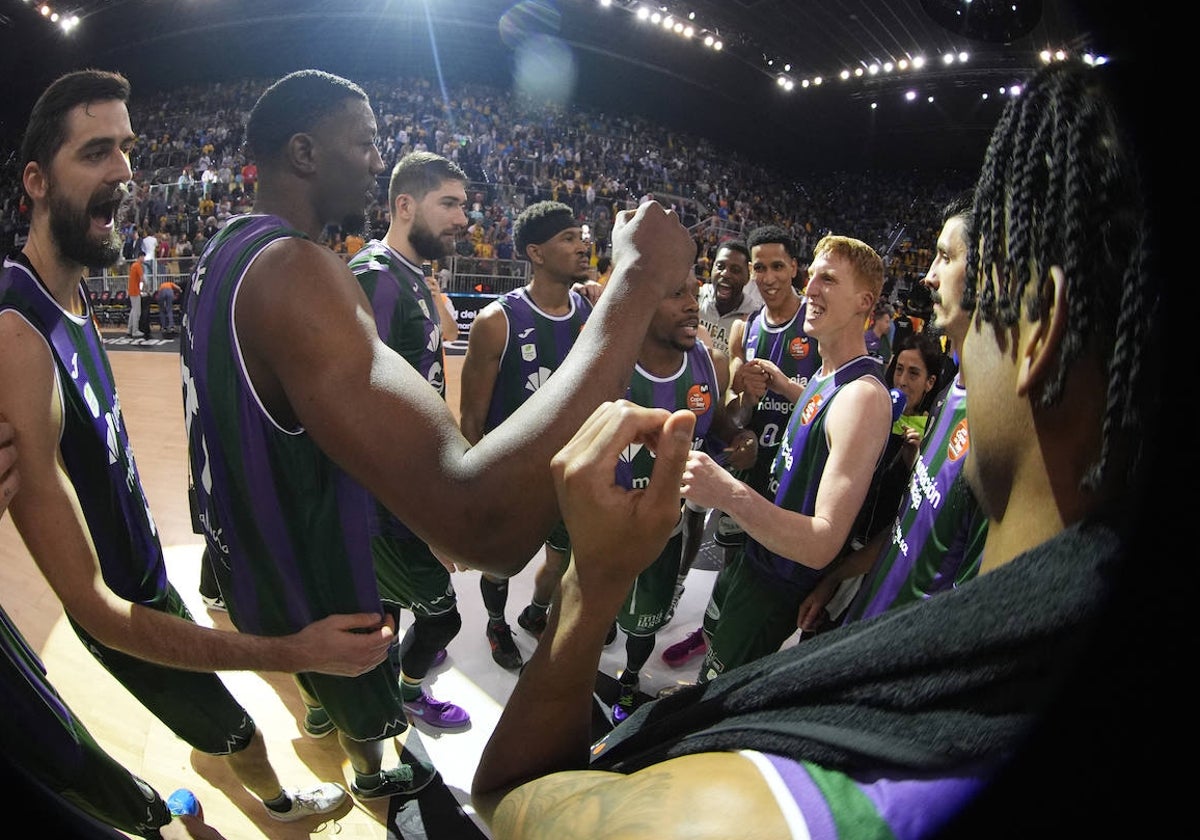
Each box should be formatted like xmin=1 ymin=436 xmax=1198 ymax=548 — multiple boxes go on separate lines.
xmin=166 ymin=788 xmax=199 ymax=817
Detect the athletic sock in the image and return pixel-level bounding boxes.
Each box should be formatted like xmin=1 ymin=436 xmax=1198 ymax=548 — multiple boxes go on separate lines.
xmin=399 ymin=679 xmax=422 ymax=701
xmin=262 ymin=791 xmax=292 ymax=813
xmin=355 ymin=770 xmax=383 ymax=789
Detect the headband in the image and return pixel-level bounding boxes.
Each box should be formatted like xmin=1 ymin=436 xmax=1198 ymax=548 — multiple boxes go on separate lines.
xmin=516 ymin=209 xmax=577 ymax=255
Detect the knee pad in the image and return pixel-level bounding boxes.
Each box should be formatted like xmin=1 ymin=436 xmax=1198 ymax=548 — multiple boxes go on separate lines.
xmin=408 ymin=609 xmax=463 ymax=655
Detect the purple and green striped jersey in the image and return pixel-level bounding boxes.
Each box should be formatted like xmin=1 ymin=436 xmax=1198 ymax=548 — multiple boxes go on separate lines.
xmin=0 ymin=257 xmax=167 ymax=605
xmin=843 ymin=380 xmax=986 ymax=622
xmin=349 ymin=241 xmax=444 ymax=542
xmin=348 ymin=241 xmax=446 ymax=397
xmin=744 ymin=355 xmax=886 ymax=587
xmin=736 ymin=299 xmax=821 ymax=493
xmin=752 ymin=750 xmax=991 ymax=840
xmin=482 ymin=286 xmax=592 ymax=434
xmin=615 ymin=341 xmax=723 ymax=490
xmin=181 ymin=214 xmax=381 ymax=635
xmin=1 ymin=604 xmax=168 ymax=835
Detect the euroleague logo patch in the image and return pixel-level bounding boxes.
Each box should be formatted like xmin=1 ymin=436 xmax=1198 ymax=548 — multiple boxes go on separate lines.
xmin=789 ymin=337 xmax=811 ymax=360
xmin=800 ymin=393 xmax=824 ymax=425
xmin=947 ymin=417 xmax=969 ymax=461
xmin=687 ymin=383 xmax=713 ymax=415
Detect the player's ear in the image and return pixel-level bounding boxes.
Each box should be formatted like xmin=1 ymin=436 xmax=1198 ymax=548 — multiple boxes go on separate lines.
xmin=287 ymin=132 xmax=317 ymax=175
xmin=1016 ymin=265 xmax=1067 ymax=397
xmin=22 ymin=161 xmax=47 ymax=202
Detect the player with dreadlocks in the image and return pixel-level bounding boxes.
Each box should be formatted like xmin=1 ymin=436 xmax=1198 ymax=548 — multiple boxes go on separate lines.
xmin=470 ymin=55 xmax=1164 ymax=840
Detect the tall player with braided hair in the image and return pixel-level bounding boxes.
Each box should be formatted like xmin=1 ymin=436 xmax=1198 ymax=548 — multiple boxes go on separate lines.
xmin=472 ymin=56 xmax=1165 ymax=840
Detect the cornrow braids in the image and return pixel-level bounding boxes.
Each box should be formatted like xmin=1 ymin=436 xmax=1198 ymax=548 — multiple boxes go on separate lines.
xmin=965 ymin=58 xmax=1159 ymax=494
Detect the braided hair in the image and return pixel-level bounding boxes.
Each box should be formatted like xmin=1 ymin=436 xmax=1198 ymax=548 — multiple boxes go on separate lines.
xmin=965 ymin=58 xmax=1159 ymax=494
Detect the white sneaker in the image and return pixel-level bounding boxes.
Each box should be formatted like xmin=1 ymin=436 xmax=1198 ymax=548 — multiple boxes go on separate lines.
xmin=265 ymin=783 xmax=346 ymax=822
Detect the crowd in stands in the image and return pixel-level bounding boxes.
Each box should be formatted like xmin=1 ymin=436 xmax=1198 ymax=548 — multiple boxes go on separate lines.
xmin=1 ymin=73 xmax=974 ymax=305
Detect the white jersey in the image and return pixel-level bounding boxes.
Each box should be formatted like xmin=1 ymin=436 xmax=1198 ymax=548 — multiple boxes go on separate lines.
xmin=698 ymin=282 xmax=762 ymax=355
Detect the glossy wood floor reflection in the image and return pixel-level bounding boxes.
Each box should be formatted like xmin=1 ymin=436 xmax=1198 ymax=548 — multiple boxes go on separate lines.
xmin=0 ymin=342 xmax=733 ymax=839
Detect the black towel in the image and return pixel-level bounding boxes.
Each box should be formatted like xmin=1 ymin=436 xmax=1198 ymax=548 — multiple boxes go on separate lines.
xmin=591 ymin=519 xmax=1121 ymax=775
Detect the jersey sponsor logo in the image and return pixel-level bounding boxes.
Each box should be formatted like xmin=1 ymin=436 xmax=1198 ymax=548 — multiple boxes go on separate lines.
xmin=524 ymin=366 xmax=554 ymax=393
xmin=788 ymin=336 xmax=812 ymax=359
xmin=947 ymin=418 xmax=970 ymax=461
xmin=758 ymin=395 xmax=794 ymax=414
xmin=521 ymin=342 xmax=537 ymax=362
xmin=686 ymin=383 xmax=712 ymax=415
xmin=635 ymin=611 xmax=665 ymax=630
xmin=911 ymin=455 xmax=943 ymax=509
xmin=800 ymin=392 xmax=823 ymax=425
xmin=518 ymin=327 xmax=535 ymax=339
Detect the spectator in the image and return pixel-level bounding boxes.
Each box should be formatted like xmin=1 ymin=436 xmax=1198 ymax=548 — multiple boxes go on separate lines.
xmin=156 ymin=276 xmax=182 ymax=336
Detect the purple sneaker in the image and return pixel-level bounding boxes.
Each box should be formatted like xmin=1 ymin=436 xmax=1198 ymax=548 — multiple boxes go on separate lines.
xmin=661 ymin=628 xmax=707 ymax=667
xmin=611 ymin=676 xmax=639 ymax=723
xmin=403 ymin=691 xmax=470 ymax=729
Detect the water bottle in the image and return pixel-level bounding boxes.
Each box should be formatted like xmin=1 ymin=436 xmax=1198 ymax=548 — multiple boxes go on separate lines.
xmin=166 ymin=788 xmax=200 ymax=817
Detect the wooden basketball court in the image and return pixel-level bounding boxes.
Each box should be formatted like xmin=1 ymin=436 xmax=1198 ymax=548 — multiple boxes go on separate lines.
xmin=0 ymin=338 xmax=726 ymax=839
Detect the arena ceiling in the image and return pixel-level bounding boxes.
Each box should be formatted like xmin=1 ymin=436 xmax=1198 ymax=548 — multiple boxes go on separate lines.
xmin=2 ymin=0 xmax=1146 ymax=173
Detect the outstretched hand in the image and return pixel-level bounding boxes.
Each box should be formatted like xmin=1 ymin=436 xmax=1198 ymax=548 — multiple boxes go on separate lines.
xmin=734 ymin=359 xmax=771 ymax=402
xmin=609 ymin=201 xmax=696 ymax=298
xmin=571 ymin=280 xmax=604 ymax=305
xmin=291 ymin=612 xmax=395 ymax=676
xmin=723 ymin=428 xmax=758 ymax=472
xmin=681 ymin=449 xmax=745 ymax=513
xmin=552 ymin=401 xmax=696 ymax=597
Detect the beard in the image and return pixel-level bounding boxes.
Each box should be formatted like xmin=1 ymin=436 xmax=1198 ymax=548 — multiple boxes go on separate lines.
xmin=47 ymin=181 xmax=123 ymax=268
xmin=408 ymin=214 xmax=453 ymax=262
xmin=340 ymin=211 xmax=367 ymax=235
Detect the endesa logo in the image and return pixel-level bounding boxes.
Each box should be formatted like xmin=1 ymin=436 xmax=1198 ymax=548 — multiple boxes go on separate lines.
xmin=947 ymin=418 xmax=969 ymax=461
xmin=789 ymin=337 xmax=811 ymax=360
xmin=800 ymin=393 xmax=823 ymax=425
xmin=687 ymin=383 xmax=713 ymax=415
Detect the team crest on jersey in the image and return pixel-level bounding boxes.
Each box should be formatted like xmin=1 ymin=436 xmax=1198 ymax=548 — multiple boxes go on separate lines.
xmin=521 ymin=342 xmax=537 ymax=362
xmin=620 ymin=441 xmax=646 ymax=464
xmin=686 ymin=383 xmax=712 ymax=415
xmin=789 ymin=336 xmax=811 ymax=359
xmin=947 ymin=418 xmax=970 ymax=461
xmin=800 ymin=392 xmax=824 ymax=425
xmin=524 ymin=366 xmax=553 ymax=393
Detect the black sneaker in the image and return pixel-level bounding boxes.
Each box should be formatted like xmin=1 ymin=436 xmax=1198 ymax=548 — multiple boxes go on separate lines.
xmin=516 ymin=604 xmax=547 ymax=636
xmin=200 ymin=593 xmax=227 ymax=612
xmin=486 ymin=622 xmax=523 ymax=669
xmin=350 ymin=762 xmax=438 ymax=801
